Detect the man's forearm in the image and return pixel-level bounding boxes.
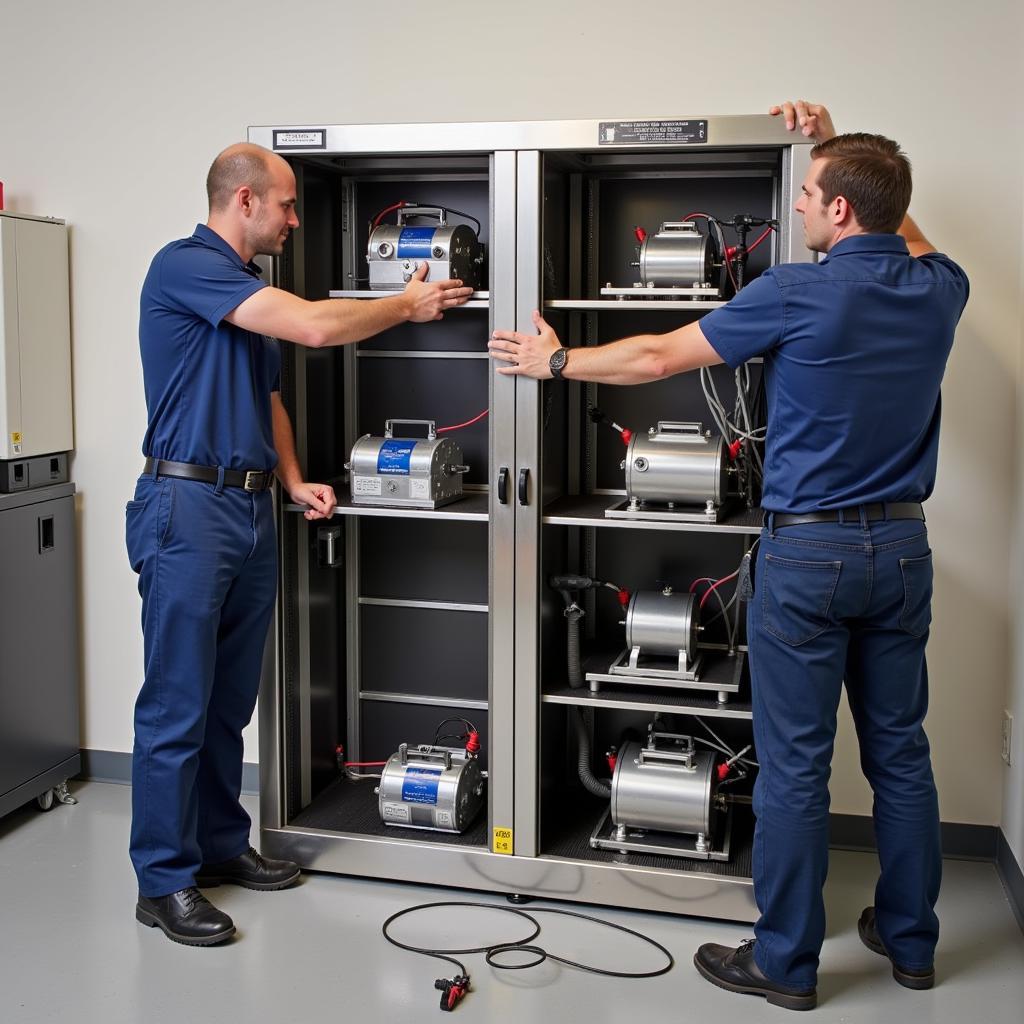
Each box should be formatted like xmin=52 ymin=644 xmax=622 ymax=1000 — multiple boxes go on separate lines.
xmin=898 ymin=214 xmax=936 ymax=257
xmin=312 ymin=293 xmax=412 ymax=346
xmin=561 ymin=334 xmax=679 ymax=385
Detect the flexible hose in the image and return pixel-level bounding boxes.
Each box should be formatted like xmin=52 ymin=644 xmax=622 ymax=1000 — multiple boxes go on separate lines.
xmin=566 ymin=604 xmax=585 ymax=689
xmin=575 ymin=707 xmax=611 ymax=798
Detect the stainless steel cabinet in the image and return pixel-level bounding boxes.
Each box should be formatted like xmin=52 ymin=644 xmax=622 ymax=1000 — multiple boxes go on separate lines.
xmin=252 ymin=117 xmax=812 ymax=921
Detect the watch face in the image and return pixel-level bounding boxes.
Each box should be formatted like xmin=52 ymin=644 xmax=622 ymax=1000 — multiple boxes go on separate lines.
xmin=550 ymin=348 xmax=568 ymax=375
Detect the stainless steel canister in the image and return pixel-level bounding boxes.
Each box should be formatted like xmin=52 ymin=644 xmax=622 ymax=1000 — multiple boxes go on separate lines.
xmin=624 ymin=588 xmax=700 ymax=660
xmin=610 ymin=734 xmax=715 ymax=836
xmin=367 ymin=206 xmax=484 ymax=290
xmin=623 ymin=421 xmax=727 ymax=507
xmin=635 ymin=221 xmax=714 ymax=288
xmin=377 ymin=743 xmax=485 ymax=833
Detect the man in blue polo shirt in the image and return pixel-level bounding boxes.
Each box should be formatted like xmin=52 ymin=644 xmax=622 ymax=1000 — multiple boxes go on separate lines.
xmin=489 ymin=102 xmax=968 ymax=1009
xmin=128 ymin=143 xmax=472 ymax=946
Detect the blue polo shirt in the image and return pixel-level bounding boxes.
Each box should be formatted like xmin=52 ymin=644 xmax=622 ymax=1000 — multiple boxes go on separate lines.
xmin=138 ymin=224 xmax=279 ymax=471
xmin=699 ymin=235 xmax=969 ymax=513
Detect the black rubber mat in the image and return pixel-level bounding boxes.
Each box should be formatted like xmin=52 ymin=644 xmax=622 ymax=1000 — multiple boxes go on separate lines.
xmin=291 ymin=775 xmax=488 ymax=848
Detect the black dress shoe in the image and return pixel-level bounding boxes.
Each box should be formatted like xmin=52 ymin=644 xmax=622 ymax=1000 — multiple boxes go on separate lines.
xmin=858 ymin=907 xmax=935 ymax=990
xmin=694 ymin=939 xmax=817 ymax=1011
xmin=195 ymin=846 xmax=301 ymax=891
xmin=136 ymin=887 xmax=235 ymax=946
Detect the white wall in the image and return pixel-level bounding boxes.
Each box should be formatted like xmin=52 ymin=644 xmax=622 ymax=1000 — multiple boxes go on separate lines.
xmin=1 ymin=0 xmax=1021 ymax=830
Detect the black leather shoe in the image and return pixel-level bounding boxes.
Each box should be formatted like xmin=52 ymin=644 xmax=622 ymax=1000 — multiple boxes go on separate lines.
xmin=694 ymin=939 xmax=817 ymax=1011
xmin=136 ymin=887 xmax=235 ymax=946
xmin=195 ymin=846 xmax=301 ymax=891
xmin=858 ymin=907 xmax=935 ymax=990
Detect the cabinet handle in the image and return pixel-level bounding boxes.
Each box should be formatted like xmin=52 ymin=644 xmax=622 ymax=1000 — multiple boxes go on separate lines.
xmin=497 ymin=467 xmax=510 ymax=505
xmin=518 ymin=468 xmax=530 ymax=506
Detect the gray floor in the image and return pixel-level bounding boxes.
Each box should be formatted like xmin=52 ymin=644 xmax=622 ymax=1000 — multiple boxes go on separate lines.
xmin=1 ymin=782 xmax=1022 ymax=1023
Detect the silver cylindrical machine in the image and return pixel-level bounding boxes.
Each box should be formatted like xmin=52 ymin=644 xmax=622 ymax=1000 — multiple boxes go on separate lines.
xmin=623 ymin=421 xmax=728 ymax=508
xmin=347 ymin=420 xmax=468 ymax=509
xmin=625 ymin=588 xmax=700 ymax=660
xmin=377 ymin=743 xmax=485 ymax=833
xmin=634 ymin=221 xmax=715 ymax=288
xmin=367 ymin=206 xmax=484 ymax=291
xmin=611 ymin=733 xmax=715 ymax=836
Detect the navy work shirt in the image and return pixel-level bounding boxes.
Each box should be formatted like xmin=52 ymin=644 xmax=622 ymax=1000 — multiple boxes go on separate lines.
xmin=138 ymin=224 xmax=279 ymax=471
xmin=700 ymin=235 xmax=969 ymax=513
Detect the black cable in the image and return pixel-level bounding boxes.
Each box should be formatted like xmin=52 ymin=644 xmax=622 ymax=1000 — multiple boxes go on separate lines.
xmin=402 ymin=203 xmax=482 ymax=236
xmin=382 ymin=900 xmax=674 ymax=1003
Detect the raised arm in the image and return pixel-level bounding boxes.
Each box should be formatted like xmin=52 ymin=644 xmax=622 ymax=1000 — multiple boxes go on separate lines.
xmin=770 ymin=100 xmax=936 ymax=257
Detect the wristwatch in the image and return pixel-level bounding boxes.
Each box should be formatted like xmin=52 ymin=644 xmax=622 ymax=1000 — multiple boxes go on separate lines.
xmin=549 ymin=347 xmax=570 ymax=381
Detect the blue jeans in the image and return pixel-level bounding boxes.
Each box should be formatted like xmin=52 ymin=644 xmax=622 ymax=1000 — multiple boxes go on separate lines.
xmin=125 ymin=473 xmax=278 ymax=897
xmin=748 ymin=513 xmax=941 ymax=989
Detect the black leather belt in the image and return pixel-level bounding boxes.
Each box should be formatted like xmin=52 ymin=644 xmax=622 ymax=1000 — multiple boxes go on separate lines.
xmin=768 ymin=502 xmax=924 ymax=529
xmin=143 ymin=457 xmax=274 ymax=492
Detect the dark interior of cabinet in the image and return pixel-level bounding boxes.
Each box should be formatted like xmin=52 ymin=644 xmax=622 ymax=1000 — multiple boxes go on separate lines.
xmin=278 ymin=155 xmax=493 ymax=833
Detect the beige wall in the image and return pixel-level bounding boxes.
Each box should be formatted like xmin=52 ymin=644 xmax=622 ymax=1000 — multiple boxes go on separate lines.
xmin=1 ymin=0 xmax=1021 ymax=831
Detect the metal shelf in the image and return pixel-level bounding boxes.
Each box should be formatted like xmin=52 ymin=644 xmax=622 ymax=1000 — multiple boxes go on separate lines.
xmin=544 ymin=298 xmax=725 ymax=312
xmin=330 ymin=289 xmax=490 ymax=309
xmin=542 ymin=493 xmax=763 ymax=534
xmin=543 ymin=648 xmax=751 ymax=719
xmin=285 ymin=490 xmax=489 ymax=523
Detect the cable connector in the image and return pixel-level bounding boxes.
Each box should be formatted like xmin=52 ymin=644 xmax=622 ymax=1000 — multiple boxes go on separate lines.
xmin=465 ymin=730 xmax=481 ymax=756
xmin=728 ymin=439 xmax=743 ymax=462
xmin=717 ymin=761 xmax=731 ymax=782
xmin=606 ymin=747 xmax=618 ymax=774
xmin=435 ymin=974 xmax=470 ymax=1011
xmin=616 ymin=588 xmax=630 ymax=609
xmin=634 ymin=226 xmax=647 ymax=244
xmin=335 ymin=745 xmax=345 ymax=772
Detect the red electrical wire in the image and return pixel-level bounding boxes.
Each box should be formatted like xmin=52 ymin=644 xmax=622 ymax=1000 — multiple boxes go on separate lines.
xmin=745 ymin=225 xmax=775 ymax=255
xmin=699 ymin=570 xmax=739 ymax=609
xmin=436 ymin=409 xmax=489 ymax=433
xmin=371 ymin=200 xmax=408 ymax=229
xmin=689 ymin=576 xmax=717 ymax=593
xmin=344 ymin=761 xmax=388 ymax=768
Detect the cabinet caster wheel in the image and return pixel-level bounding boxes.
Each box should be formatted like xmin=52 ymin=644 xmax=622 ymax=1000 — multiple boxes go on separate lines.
xmin=506 ymin=893 xmax=533 ymax=905
xmin=36 ymin=789 xmax=56 ymax=812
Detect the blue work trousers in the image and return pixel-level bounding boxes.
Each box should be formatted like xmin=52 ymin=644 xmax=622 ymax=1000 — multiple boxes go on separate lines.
xmin=125 ymin=473 xmax=277 ymax=898
xmin=748 ymin=513 xmax=941 ymax=989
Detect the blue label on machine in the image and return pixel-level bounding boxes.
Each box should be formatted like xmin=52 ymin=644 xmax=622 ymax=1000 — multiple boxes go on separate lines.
xmin=401 ymin=767 xmax=443 ymax=805
xmin=377 ymin=440 xmax=417 ymax=475
xmin=397 ymin=227 xmax=436 ymax=258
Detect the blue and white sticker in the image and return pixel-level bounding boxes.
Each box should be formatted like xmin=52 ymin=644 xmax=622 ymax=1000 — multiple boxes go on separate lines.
xmin=397 ymin=227 xmax=436 ymax=258
xmin=377 ymin=440 xmax=416 ymax=475
xmin=402 ymin=767 xmax=443 ymax=805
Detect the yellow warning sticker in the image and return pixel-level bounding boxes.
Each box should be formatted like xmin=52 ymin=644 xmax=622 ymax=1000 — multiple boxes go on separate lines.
xmin=11 ymin=432 xmax=22 ymax=444
xmin=492 ymin=827 xmax=513 ymax=855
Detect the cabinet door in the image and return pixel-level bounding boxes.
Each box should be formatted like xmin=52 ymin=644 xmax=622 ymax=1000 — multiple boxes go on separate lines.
xmin=0 ymin=495 xmax=79 ymax=797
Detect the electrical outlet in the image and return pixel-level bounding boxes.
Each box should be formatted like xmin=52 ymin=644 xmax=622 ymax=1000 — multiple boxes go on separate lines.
xmin=1002 ymin=710 xmax=1013 ymax=767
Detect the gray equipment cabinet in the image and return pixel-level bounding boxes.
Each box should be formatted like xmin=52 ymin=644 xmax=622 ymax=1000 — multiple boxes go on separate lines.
xmin=0 ymin=483 xmax=80 ymax=817
xmin=250 ymin=116 xmax=813 ymax=922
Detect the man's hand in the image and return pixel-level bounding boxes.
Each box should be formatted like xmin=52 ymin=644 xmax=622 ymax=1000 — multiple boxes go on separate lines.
xmin=770 ymin=100 xmax=836 ymax=143
xmin=489 ymin=310 xmax=562 ymax=378
xmin=402 ymin=262 xmax=474 ymax=323
xmin=288 ymin=482 xmax=337 ymax=521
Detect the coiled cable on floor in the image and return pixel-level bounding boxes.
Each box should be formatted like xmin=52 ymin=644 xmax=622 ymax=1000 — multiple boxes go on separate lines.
xmin=382 ymin=900 xmax=674 ymax=1011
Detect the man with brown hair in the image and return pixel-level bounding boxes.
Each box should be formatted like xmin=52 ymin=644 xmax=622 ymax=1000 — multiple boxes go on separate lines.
xmin=490 ymin=101 xmax=968 ymax=1009
xmin=128 ymin=143 xmax=472 ymax=946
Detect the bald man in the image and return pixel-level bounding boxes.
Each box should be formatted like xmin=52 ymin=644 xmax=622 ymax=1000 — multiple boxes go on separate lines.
xmin=127 ymin=144 xmax=473 ymax=946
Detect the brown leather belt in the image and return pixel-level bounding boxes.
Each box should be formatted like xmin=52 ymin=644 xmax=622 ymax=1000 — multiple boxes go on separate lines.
xmin=768 ymin=502 xmax=924 ymax=529
xmin=143 ymin=457 xmax=274 ymax=493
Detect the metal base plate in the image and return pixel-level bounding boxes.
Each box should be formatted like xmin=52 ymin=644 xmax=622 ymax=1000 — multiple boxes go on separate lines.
xmin=586 ymin=649 xmax=744 ymax=698
xmin=600 ymin=286 xmax=722 ymax=299
xmin=589 ymin=805 xmax=732 ymax=862
xmin=604 ymin=498 xmax=720 ymax=523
